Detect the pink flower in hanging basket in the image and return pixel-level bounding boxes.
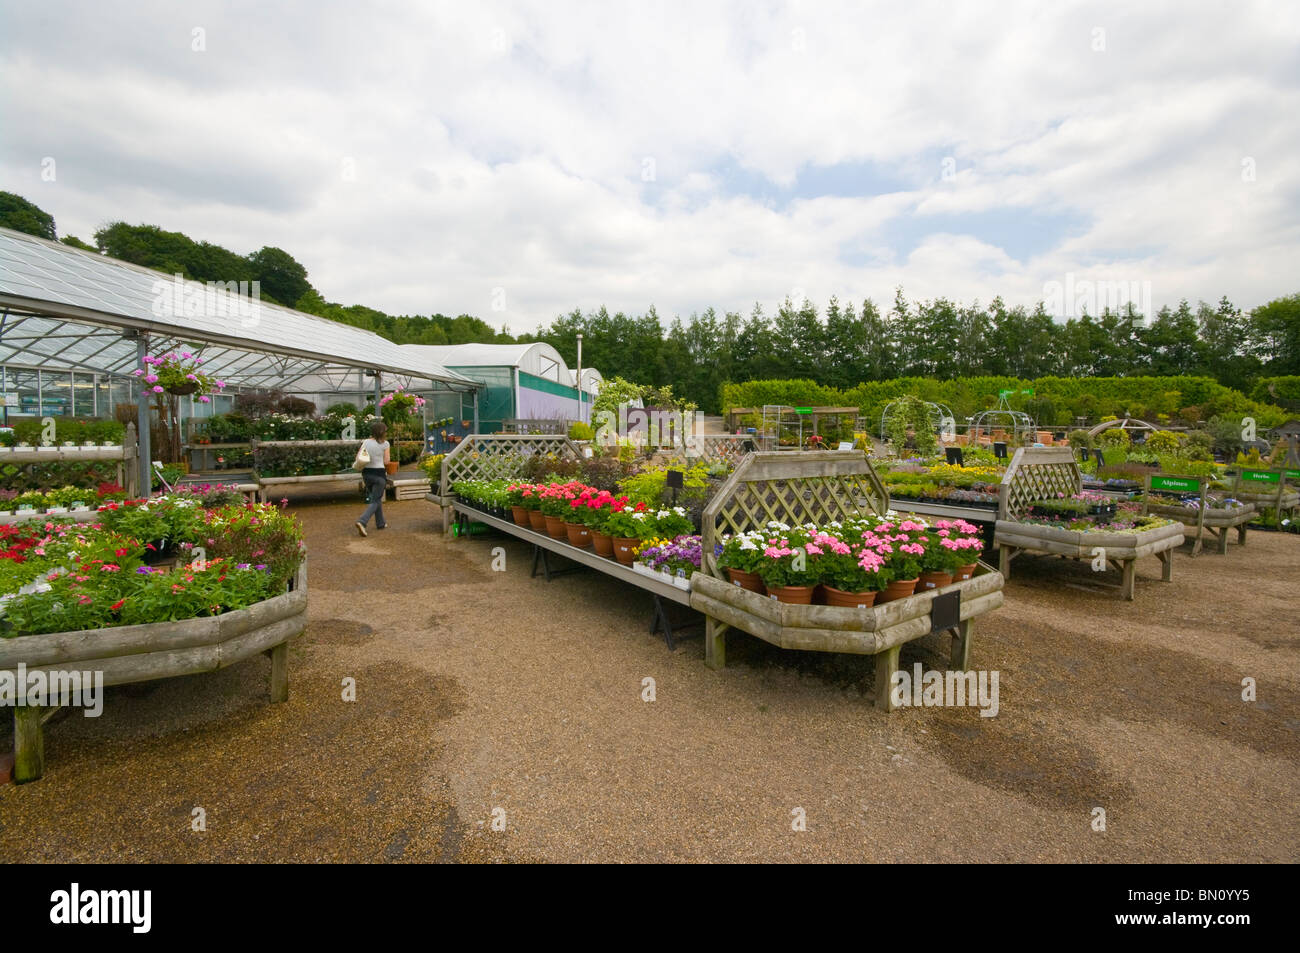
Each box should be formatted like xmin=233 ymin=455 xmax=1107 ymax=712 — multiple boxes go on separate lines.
xmin=152 ymin=385 xmax=164 ymax=393
xmin=198 ymin=395 xmax=211 ymax=403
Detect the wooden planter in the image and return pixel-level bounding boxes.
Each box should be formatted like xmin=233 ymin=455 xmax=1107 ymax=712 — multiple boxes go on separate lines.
xmin=698 ymin=450 xmax=1006 ymax=711
xmin=1144 ymin=501 xmax=1256 ymax=555
xmin=691 ymin=565 xmax=1003 ymax=710
xmin=994 ymin=519 xmax=1183 ymax=600
xmin=1 ymin=561 xmax=308 ymax=783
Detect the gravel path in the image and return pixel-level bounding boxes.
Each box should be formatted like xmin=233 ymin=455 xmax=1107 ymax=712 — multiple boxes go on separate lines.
xmin=2 ymin=493 xmax=1296 ymax=862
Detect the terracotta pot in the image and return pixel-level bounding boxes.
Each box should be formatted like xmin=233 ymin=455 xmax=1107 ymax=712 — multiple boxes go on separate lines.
xmin=544 ymin=514 xmax=568 ymax=539
xmin=726 ymin=567 xmax=765 ymax=593
xmin=591 ymin=530 xmax=615 ymax=558
xmin=954 ymin=562 xmax=979 ymax=581
xmin=565 ymin=521 xmax=591 ymax=548
xmin=877 ymin=577 xmax=919 ymax=604
xmin=613 ymin=537 xmax=639 ymax=565
xmin=765 ymin=584 xmax=815 ymax=604
xmin=918 ymin=570 xmax=954 ymax=591
xmin=822 ymin=585 xmax=878 ymax=609
xmin=527 ymin=509 xmax=547 ymax=532
xmin=510 ymin=505 xmax=529 ymax=525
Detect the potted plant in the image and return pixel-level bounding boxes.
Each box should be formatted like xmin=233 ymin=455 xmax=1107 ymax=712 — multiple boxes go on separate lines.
xmin=14 ymin=490 xmax=48 ymax=514
xmin=537 ymin=482 xmax=577 ymax=539
xmin=812 ymin=529 xmax=887 ymax=608
xmin=876 ymin=520 xmax=927 ymax=603
xmin=716 ymin=531 xmax=766 ymax=592
xmin=602 ymin=502 xmax=653 ymax=565
xmin=755 ymin=531 xmax=821 ymax=604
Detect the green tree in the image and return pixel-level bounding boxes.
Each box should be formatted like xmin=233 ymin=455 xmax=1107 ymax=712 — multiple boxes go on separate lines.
xmin=0 ymin=191 xmax=56 ymax=239
xmin=247 ymin=245 xmax=313 ymax=308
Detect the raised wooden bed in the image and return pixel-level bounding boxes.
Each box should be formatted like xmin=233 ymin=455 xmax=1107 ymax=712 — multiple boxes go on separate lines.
xmin=437 ymin=433 xmax=583 ymax=534
xmin=994 ymin=448 xmax=1183 ymax=600
xmin=1 ymin=561 xmax=308 ymax=783
xmin=0 ymin=424 xmax=140 ymax=496
xmin=695 ymin=450 xmax=1005 ymax=710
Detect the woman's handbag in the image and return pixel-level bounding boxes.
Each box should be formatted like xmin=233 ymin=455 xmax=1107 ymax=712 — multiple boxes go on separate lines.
xmin=352 ymin=445 xmax=371 ymax=470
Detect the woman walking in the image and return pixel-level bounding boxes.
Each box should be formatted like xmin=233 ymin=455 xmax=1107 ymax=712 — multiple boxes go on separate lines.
xmin=355 ymin=421 xmax=391 ymax=536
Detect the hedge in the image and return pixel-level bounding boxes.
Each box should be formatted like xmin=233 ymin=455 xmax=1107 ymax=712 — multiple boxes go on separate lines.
xmin=721 ymin=375 xmax=1289 ymax=430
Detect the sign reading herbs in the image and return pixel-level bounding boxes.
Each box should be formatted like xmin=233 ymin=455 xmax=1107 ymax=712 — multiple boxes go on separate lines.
xmin=1240 ymin=469 xmax=1280 ymax=485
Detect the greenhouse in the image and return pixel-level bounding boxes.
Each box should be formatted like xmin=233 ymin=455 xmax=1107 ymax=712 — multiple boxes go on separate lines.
xmin=399 ymin=342 xmax=602 ymax=432
xmin=0 ymin=226 xmax=481 ymax=486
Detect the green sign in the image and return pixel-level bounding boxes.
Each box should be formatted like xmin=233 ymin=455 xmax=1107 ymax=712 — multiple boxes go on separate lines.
xmin=1240 ymin=469 xmax=1280 ymax=485
xmin=1286 ymin=469 xmax=1300 ymax=481
xmin=1021 ymin=388 xmax=1035 ymax=396
xmin=794 ymin=407 xmax=812 ymax=415
xmin=998 ymin=390 xmax=1012 ymax=398
xmin=1152 ymin=476 xmax=1199 ymax=493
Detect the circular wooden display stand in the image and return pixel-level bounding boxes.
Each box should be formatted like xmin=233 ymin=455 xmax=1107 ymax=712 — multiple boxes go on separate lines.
xmin=1 ymin=561 xmax=308 ymax=784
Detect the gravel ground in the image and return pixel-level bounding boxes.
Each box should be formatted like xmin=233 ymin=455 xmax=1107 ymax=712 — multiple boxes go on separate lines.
xmin=2 ymin=491 xmax=1296 ymax=863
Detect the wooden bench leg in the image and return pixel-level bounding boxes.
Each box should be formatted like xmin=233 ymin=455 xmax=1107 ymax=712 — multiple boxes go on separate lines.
xmin=1237 ymin=524 xmax=1247 ymax=546
xmin=1121 ymin=559 xmax=1137 ymax=600
xmin=998 ymin=544 xmax=1013 ymax=579
xmin=13 ymin=704 xmax=45 ymax=783
xmin=704 ymin=618 xmax=727 ymax=670
xmin=1160 ymin=550 xmax=1173 ymax=582
xmin=873 ymin=644 xmax=902 ymax=711
xmin=1217 ymin=528 xmax=1229 ymax=555
xmin=270 ymin=642 xmax=289 ymax=703
xmin=950 ymin=619 xmax=973 ymax=671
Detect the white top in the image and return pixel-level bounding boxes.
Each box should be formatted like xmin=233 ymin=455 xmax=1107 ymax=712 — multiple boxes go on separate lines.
xmin=360 ymin=438 xmax=389 ymax=470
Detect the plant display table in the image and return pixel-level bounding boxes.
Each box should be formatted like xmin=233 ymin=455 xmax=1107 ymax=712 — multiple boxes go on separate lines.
xmin=438 ymin=434 xmax=583 ymax=533
xmin=994 ymin=448 xmax=1183 ymax=600
xmin=1139 ymin=474 xmax=1255 ymax=556
xmin=449 ymin=500 xmax=696 ymax=647
xmin=0 ymin=427 xmax=140 ymax=497
xmin=695 ymin=450 xmax=1005 ymax=710
xmin=1 ymin=561 xmax=308 ymax=783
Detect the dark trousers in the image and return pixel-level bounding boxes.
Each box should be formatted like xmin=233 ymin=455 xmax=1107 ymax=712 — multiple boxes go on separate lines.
xmin=359 ymin=468 xmax=387 ymax=528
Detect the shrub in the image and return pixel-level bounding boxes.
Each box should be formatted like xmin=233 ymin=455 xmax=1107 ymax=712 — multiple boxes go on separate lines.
xmin=1144 ymin=430 xmax=1183 ymax=454
xmin=418 ymin=453 xmax=445 ymax=484
xmin=323 ymin=402 xmax=360 ymax=418
xmin=1097 ymin=428 xmax=1130 ymax=449
xmin=1067 ymin=429 xmax=1092 ymax=449
xmin=277 ymin=395 xmax=317 ymax=416
xmin=569 ymin=421 xmax=595 ymax=441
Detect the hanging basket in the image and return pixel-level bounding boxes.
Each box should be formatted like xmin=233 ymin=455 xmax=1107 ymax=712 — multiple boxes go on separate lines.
xmin=165 ymin=382 xmax=200 ymax=396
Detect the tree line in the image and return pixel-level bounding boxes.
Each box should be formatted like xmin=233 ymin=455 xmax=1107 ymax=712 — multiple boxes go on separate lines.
xmin=4 ymin=190 xmax=1297 ymax=414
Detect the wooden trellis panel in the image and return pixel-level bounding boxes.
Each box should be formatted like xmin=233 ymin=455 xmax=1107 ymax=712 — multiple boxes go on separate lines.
xmin=439 ymin=434 xmax=582 ymax=496
xmin=998 ymin=447 xmax=1082 ymax=520
xmin=693 ymin=434 xmax=753 ymax=467
xmin=700 ymin=450 xmax=888 ymax=577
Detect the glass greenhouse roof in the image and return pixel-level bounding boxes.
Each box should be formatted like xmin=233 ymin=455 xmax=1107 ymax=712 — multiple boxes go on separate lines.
xmin=0 ymin=227 xmax=479 ymax=392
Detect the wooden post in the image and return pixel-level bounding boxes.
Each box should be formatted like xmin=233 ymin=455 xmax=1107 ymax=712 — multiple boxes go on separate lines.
xmin=704 ymin=617 xmax=726 ymax=670
xmin=950 ymin=619 xmax=973 ymax=671
xmin=270 ymin=641 xmax=289 ymax=702
xmin=1237 ymin=523 xmax=1248 ymax=547
xmin=13 ymin=704 xmax=44 ymax=783
xmin=998 ymin=544 xmax=1013 ymax=579
xmin=873 ymin=644 xmax=902 ymax=710
xmin=1121 ymin=559 xmax=1136 ymax=601
xmin=1159 ymin=549 xmax=1173 ymax=582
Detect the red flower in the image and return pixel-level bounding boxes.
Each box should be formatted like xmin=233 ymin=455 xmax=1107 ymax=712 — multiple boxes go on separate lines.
xmin=110 ymin=599 xmax=125 ymax=611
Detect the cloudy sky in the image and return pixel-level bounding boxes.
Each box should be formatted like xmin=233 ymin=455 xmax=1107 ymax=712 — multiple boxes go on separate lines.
xmin=2 ymin=0 xmax=1297 ymax=331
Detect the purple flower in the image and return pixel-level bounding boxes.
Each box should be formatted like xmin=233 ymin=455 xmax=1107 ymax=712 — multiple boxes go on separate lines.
xmin=135 ymin=566 xmax=153 ymax=574
xmin=152 ymin=385 xmax=164 ymax=393
xmin=145 ymin=373 xmax=159 ymax=383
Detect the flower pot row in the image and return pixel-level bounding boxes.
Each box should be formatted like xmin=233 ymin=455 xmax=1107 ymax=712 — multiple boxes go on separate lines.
xmin=722 ymin=563 xmax=979 ymax=606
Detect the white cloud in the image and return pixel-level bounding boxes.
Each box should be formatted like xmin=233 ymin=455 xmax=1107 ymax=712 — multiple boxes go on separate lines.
xmin=1 ymin=0 xmax=1296 ymax=332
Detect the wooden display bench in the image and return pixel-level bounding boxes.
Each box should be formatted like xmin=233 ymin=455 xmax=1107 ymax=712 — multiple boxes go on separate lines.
xmin=1140 ymin=473 xmax=1255 ymax=556
xmin=695 ymin=450 xmax=1005 ymax=711
xmin=994 ymin=448 xmax=1183 ymax=600
xmin=2 ymin=560 xmax=307 ymax=783
xmin=448 ymin=501 xmax=698 ymax=648
xmin=1233 ymin=467 xmax=1299 ymax=520
xmin=0 ymin=425 xmax=140 ymax=497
